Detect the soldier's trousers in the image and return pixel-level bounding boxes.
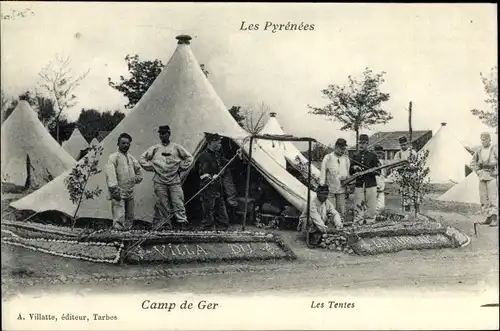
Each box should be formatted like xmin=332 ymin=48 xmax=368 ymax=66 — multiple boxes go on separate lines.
xmin=221 ymin=171 xmax=238 ymax=207
xmin=327 ymin=193 xmax=346 ymax=218
xmin=479 ymin=178 xmax=498 ymax=217
xmin=153 ymin=182 xmax=188 ymax=227
xmin=354 ymin=186 xmax=377 ymax=223
xmin=376 ymin=191 xmax=385 ymax=213
xmin=111 ymin=197 xmax=134 ymax=230
xmin=201 ymin=193 xmax=230 ymax=229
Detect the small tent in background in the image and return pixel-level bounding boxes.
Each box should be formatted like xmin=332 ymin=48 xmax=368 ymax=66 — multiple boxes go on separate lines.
xmin=256 ymin=112 xmax=287 ymax=168
xmin=90 ymin=138 xmax=100 ymax=147
xmin=62 ymin=128 xmax=89 ymax=159
xmin=1 ymin=100 xmax=76 ymax=190
xmin=11 ymin=35 xmax=313 ymax=222
xmin=437 ymin=172 xmax=481 ymax=205
xmin=259 ymin=113 xmax=321 ymax=187
xmin=420 ymin=122 xmax=473 ymax=184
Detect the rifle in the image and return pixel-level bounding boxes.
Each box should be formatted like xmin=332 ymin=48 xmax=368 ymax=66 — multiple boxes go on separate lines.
xmin=341 ymin=160 xmax=409 ymax=187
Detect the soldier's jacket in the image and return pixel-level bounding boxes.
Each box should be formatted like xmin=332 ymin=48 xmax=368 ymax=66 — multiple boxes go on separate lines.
xmin=471 ymin=144 xmax=498 ymax=181
xmin=349 ymin=150 xmax=380 ymax=188
xmin=197 ymin=149 xmax=223 ymax=198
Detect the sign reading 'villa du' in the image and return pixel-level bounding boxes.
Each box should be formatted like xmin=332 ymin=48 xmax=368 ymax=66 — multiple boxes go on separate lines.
xmin=126 ymin=242 xmax=292 ymax=263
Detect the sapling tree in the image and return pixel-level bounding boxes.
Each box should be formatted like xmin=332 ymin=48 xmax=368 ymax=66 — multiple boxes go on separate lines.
xmin=393 ymin=149 xmax=432 ymax=217
xmin=64 ymin=144 xmax=104 ymax=228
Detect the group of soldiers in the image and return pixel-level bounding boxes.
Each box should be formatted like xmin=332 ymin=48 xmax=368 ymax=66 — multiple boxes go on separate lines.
xmin=104 ymin=125 xmax=498 ymax=241
xmin=105 ymin=125 xmax=236 ymax=231
xmin=300 ymin=132 xmax=498 ymax=246
xmin=301 ymin=131 xmax=498 ymax=247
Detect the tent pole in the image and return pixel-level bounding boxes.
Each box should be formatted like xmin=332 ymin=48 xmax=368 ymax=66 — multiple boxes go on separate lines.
xmin=242 ymin=136 xmax=254 ymax=231
xmin=306 ymin=140 xmax=312 ymax=236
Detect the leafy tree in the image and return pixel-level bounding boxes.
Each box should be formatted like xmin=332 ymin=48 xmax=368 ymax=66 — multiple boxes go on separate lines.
xmin=1 ymin=90 xmax=54 ymax=126
xmin=108 ymin=54 xmax=211 ymax=110
xmin=228 ymin=105 xmax=245 ymax=127
xmin=64 ymin=144 xmax=103 ymax=228
xmin=471 ymin=66 xmax=498 ymax=133
xmin=76 ymin=108 xmax=125 ymax=142
xmin=308 ymin=67 xmax=392 ymax=150
xmin=38 ymin=54 xmax=90 ymax=143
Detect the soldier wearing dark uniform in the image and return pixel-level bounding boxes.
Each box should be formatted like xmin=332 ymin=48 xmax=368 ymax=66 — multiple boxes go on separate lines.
xmin=349 ymin=134 xmax=380 ymax=224
xmin=197 ymin=133 xmax=230 ymax=230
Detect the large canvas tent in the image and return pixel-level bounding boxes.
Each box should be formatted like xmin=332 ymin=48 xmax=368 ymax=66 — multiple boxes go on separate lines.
xmin=1 ymin=100 xmax=76 ymax=189
xmin=420 ymin=123 xmax=473 ymax=184
xmin=62 ymin=128 xmax=89 ymax=159
xmin=11 ymin=35 xmax=313 ymax=221
xmin=258 ymin=113 xmax=321 ymax=185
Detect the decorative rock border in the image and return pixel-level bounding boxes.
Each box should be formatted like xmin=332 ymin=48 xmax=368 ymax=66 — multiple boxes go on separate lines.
xmin=1 ymin=221 xmax=297 ymax=265
xmin=319 ymin=220 xmax=471 ymax=255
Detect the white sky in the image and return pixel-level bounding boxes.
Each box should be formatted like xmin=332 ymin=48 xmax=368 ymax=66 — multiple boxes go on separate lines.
xmin=1 ymin=2 xmax=497 ymax=147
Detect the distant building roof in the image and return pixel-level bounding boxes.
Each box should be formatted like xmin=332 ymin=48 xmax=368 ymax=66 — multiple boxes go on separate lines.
xmin=349 ymin=130 xmax=432 ymax=150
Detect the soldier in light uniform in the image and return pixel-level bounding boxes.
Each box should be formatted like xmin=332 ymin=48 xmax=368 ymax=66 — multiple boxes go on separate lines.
xmin=393 ymin=136 xmax=418 ymax=212
xmin=299 ymin=185 xmax=343 ymax=247
xmin=105 ymin=133 xmax=143 ymax=230
xmin=350 ymin=134 xmax=380 ymax=224
xmin=471 ymin=132 xmax=498 ymax=226
xmin=374 ymin=145 xmax=387 ymax=214
xmin=140 ymin=125 xmax=194 ymax=230
xmin=319 ymin=138 xmax=350 ymax=218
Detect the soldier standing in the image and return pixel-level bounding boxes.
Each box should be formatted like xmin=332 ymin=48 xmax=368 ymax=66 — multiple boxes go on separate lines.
xmin=374 ymin=144 xmax=387 ymax=214
xmin=393 ymin=136 xmax=418 ymax=212
xmin=319 ymin=138 xmax=350 ymax=218
xmin=349 ymin=134 xmax=380 ymax=225
xmin=471 ymin=132 xmax=498 ymax=226
xmin=140 ymin=125 xmax=194 ymax=230
xmin=197 ymin=133 xmax=230 ymax=230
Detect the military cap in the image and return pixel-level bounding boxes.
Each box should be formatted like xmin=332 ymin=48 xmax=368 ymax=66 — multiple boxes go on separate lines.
xmin=335 ymin=138 xmax=347 ymax=147
xmin=359 ymin=134 xmax=369 ymax=142
xmin=317 ymin=185 xmax=329 ymax=194
xmin=158 ymin=125 xmax=171 ymax=133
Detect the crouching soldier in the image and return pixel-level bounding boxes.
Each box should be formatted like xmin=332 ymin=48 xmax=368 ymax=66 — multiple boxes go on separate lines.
xmin=105 ymin=133 xmax=143 ymax=230
xmin=197 ymin=133 xmax=230 ymax=231
xmin=299 ymin=185 xmax=343 ymax=247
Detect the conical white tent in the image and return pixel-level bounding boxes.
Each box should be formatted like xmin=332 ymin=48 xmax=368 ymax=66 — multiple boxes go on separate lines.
xmin=256 ymin=113 xmax=287 ymax=168
xmin=420 ymin=123 xmax=473 ymax=184
xmin=62 ymin=128 xmax=89 ymax=159
xmin=1 ymin=101 xmax=76 ymax=189
xmin=11 ymin=35 xmax=313 ymax=221
xmin=259 ymin=113 xmax=321 ymax=183
xmin=437 ymin=172 xmax=481 ymax=204
xmin=90 ymin=138 xmax=100 ymax=147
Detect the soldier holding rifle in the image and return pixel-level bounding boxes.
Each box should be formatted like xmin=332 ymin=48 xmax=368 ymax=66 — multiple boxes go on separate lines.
xmin=349 ymin=134 xmax=381 ymax=225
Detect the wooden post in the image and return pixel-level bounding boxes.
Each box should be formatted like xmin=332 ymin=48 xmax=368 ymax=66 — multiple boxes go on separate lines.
xmin=242 ymin=137 xmax=254 ymax=231
xmin=408 ymin=101 xmax=413 ymax=147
